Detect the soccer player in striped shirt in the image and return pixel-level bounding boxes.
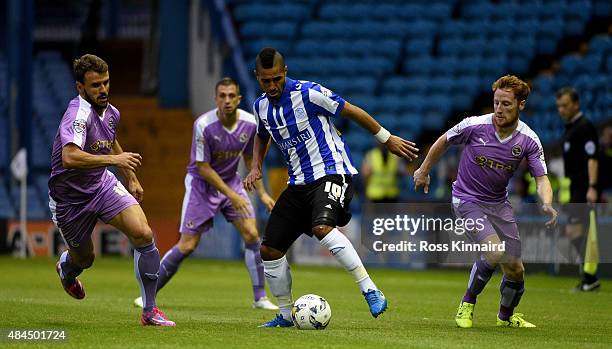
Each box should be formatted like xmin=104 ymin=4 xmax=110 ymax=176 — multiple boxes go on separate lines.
xmin=414 ymin=75 xmax=558 ymax=328
xmin=243 ymin=47 xmax=419 ymax=327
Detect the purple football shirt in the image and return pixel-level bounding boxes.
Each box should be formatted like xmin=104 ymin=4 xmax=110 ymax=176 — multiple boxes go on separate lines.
xmin=186 ymin=108 xmax=257 ymax=181
xmin=49 ymin=96 xmax=120 ymax=204
xmin=447 ymin=113 xmax=547 ymax=203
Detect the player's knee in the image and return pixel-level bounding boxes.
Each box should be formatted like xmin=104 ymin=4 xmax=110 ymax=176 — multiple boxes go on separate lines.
xmin=260 ymin=245 xmax=284 ymax=261
xmin=483 ymin=251 xmax=504 ymax=265
xmin=242 ymin=229 xmax=259 ymax=244
xmin=311 ymin=225 xmax=333 ymax=239
xmin=131 ymin=223 xmax=154 ymax=246
xmin=177 ymin=239 xmax=198 ymax=256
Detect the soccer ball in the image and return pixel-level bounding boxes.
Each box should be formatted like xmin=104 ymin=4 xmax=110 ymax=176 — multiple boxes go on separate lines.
xmin=291 ymin=294 xmax=332 ymax=330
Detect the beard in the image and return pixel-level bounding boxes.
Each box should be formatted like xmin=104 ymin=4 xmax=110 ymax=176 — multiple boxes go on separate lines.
xmin=84 ymin=90 xmax=108 ymax=110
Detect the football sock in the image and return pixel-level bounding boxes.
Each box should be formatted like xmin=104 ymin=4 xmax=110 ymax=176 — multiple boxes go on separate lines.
xmin=59 ymin=250 xmax=83 ymax=282
xmin=244 ymin=240 xmax=266 ymax=301
xmin=134 ymin=242 xmax=161 ymax=312
xmin=319 ymin=228 xmax=377 ymax=293
xmin=498 ymin=277 xmax=524 ymax=321
xmin=156 ymin=245 xmax=187 ymax=292
xmin=463 ymin=258 xmax=495 ymax=304
xmin=263 ymin=255 xmax=292 ymax=320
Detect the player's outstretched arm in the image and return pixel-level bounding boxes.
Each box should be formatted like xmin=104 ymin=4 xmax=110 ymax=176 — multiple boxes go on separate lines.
xmin=413 ymin=133 xmax=450 ymax=194
xmin=535 ymin=175 xmax=557 ymax=227
xmin=243 ymin=154 xmax=275 ymax=212
xmin=340 ymin=101 xmax=419 ymax=161
xmin=197 ymin=162 xmax=251 ymax=218
xmin=244 ymin=134 xmax=271 ymax=192
xmin=112 ymin=139 xmax=144 ymax=202
xmin=62 ymin=143 xmax=142 ymax=171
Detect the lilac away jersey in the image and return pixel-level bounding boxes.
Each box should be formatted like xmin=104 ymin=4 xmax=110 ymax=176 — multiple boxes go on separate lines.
xmin=447 ymin=113 xmax=547 ymax=203
xmin=49 ymin=96 xmax=121 ymax=204
xmin=186 ymin=108 xmax=256 ymax=181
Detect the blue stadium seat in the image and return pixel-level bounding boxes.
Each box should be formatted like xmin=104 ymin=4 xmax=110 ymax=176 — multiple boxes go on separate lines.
xmin=233 ymin=3 xmax=311 ymax=22
xmin=240 ymin=21 xmax=297 ymax=40
xmin=589 ymin=35 xmax=611 ymax=55
xmin=402 ymin=57 xmax=433 ymax=76
xmin=11 ymin=186 xmax=49 ymax=220
xmin=430 ymin=57 xmax=459 ymax=76
xmin=0 ymin=181 xmax=16 ymax=219
xmin=404 ymin=38 xmax=433 ymax=57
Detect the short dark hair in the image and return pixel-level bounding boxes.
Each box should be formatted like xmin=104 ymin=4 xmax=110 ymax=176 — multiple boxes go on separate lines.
xmin=256 ymin=47 xmax=283 ymax=70
xmin=215 ymin=77 xmax=240 ymax=95
xmin=555 ymin=87 xmax=580 ymax=103
xmin=73 ymin=54 xmax=108 ymax=83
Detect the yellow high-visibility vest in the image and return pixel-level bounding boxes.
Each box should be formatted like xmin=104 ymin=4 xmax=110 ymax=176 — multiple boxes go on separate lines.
xmin=559 ymin=176 xmax=571 ymax=204
xmin=365 ymin=148 xmax=400 ymax=200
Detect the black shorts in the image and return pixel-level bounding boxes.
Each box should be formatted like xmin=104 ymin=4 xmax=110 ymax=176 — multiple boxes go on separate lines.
xmin=566 ymin=187 xmax=589 ymax=225
xmin=262 ymin=174 xmax=354 ymax=253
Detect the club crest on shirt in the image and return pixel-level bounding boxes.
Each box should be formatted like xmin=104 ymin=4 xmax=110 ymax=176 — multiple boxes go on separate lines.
xmin=511 ymin=144 xmax=523 ymax=157
xmin=295 ymin=107 xmax=307 ymax=121
xmin=186 ymin=220 xmax=194 ymax=229
xmin=73 ymin=119 xmax=86 ymax=134
xmin=239 ymin=132 xmax=248 ymax=143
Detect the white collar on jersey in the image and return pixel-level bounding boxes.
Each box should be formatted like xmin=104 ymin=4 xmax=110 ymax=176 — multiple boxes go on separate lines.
xmin=78 ymin=95 xmax=108 ymax=121
xmin=216 ymin=108 xmax=240 ymax=134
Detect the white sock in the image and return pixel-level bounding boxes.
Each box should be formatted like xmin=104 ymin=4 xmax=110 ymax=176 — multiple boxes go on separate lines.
xmin=263 ymin=255 xmax=292 ymax=320
xmin=320 ymin=228 xmax=377 ymax=293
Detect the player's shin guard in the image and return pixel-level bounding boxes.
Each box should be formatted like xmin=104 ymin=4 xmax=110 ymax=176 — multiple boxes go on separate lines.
xmin=134 ymin=242 xmax=161 ymax=312
xmin=263 ymin=255 xmax=292 ymax=320
xmin=59 ymin=250 xmax=83 ymax=281
xmin=245 ymin=240 xmax=266 ymax=301
xmin=498 ymin=277 xmax=524 ymax=321
xmin=320 ymin=228 xmax=377 ymax=293
xmin=156 ymin=246 xmax=187 ymax=291
xmin=463 ymin=257 xmax=496 ymax=304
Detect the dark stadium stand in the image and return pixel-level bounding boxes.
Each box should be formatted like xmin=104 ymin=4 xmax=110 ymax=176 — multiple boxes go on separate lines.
xmin=229 ymin=0 xmax=611 ymax=168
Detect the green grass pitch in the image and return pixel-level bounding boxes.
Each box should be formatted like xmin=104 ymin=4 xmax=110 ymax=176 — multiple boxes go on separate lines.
xmin=1 ymin=256 xmax=610 ymax=348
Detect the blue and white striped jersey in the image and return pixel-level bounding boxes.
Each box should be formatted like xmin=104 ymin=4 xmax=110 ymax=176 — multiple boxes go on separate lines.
xmin=253 ymin=77 xmax=358 ymax=185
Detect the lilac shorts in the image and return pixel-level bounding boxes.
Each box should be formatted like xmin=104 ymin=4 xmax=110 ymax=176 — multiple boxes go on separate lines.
xmin=452 ymin=197 xmax=521 ymax=257
xmin=49 ymin=171 xmax=138 ymax=248
xmin=179 ymin=174 xmax=255 ymax=235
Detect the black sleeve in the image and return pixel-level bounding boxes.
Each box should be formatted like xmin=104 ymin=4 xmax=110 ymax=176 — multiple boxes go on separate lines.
xmin=584 ymin=122 xmax=599 ymax=160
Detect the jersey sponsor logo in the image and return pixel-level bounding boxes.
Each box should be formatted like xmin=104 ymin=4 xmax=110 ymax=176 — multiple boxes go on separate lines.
xmin=474 ymin=155 xmax=513 ymax=172
xmin=511 ymin=144 xmax=523 ymax=157
xmin=213 ymin=150 xmax=241 ymax=160
xmin=239 ymin=132 xmax=249 ymax=143
xmin=278 ymin=129 xmax=312 ymax=151
xmin=585 ymin=140 xmax=596 ymax=156
xmin=91 ymin=139 xmax=114 ymax=152
xmin=73 ymin=119 xmax=86 ymax=134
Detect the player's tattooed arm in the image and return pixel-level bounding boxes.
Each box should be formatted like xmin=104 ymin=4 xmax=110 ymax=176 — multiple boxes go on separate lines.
xmin=535 ymin=175 xmax=557 ymax=227
xmin=244 ymin=134 xmax=271 ymax=192
xmin=413 ymin=133 xmax=451 ymax=194
xmin=340 ymin=101 xmax=419 ymax=161
xmin=243 ymin=154 xmax=275 ymax=212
